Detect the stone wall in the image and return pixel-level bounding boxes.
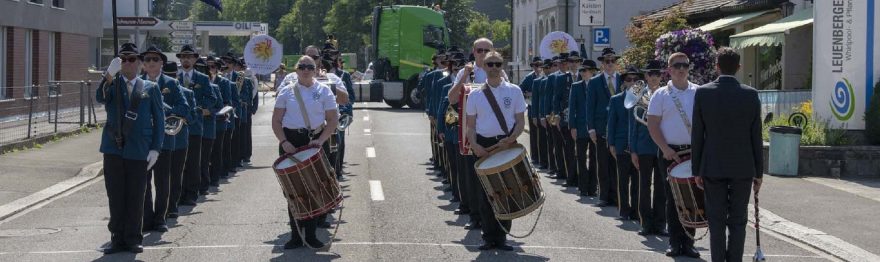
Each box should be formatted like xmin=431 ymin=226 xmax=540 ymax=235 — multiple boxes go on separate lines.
xmin=763 ymin=145 xmax=880 ymax=178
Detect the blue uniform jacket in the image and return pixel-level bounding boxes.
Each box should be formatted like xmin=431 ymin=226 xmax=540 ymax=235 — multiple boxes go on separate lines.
xmin=420 ymin=69 xmax=440 ymax=115
xmin=520 ymin=71 xmax=535 ymax=93
xmin=339 ymin=70 xmax=355 ymax=115
xmin=432 ymin=75 xmax=453 ymax=120
xmin=542 ymin=72 xmax=559 ymax=118
xmin=143 ymin=74 xmax=188 ymax=151
xmin=607 ymin=92 xmax=630 ymax=154
xmin=201 ymin=83 xmax=222 ymax=139
xmin=628 ymin=105 xmax=658 ymax=156
xmin=569 ymin=80 xmax=589 ymax=138
xmin=96 ymin=76 xmax=164 ymax=160
xmin=532 ymin=76 xmax=545 ymax=118
xmin=436 ymin=82 xmax=459 ymax=144
xmin=181 ymin=87 xmax=202 ymax=137
xmin=213 ymin=76 xmax=236 ymax=130
xmin=553 ymin=72 xmax=574 ymax=126
xmin=238 ymin=76 xmax=255 ymax=124
xmin=585 ymin=73 xmax=621 ymax=136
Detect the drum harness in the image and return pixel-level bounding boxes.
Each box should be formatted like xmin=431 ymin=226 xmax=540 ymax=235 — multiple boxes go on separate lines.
xmin=289 ymin=83 xmax=344 ymax=251
xmin=479 ymin=83 xmax=544 ymax=239
xmin=669 ymin=89 xmax=709 ymax=240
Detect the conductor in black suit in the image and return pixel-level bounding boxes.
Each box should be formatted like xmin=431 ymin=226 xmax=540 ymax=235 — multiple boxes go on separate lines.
xmin=692 ymin=47 xmax=764 ymax=262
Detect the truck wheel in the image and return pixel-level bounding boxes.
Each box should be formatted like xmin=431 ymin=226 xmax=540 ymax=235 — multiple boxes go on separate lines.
xmin=404 ymin=75 xmax=423 ymax=109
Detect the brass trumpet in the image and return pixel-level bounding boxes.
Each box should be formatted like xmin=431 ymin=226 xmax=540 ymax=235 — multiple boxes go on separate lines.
xmin=623 ymin=80 xmax=650 ymax=126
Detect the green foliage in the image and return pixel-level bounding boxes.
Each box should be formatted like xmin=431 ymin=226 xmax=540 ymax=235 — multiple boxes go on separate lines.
xmin=441 ymin=0 xmax=481 ymax=49
xmin=762 ymin=114 xmax=850 ymax=146
xmin=620 ymin=3 xmax=690 ymax=69
xmin=323 ymin=0 xmax=376 ymax=67
xmin=466 ymin=13 xmax=492 ymax=40
xmin=866 ymin=81 xmax=880 ymax=145
xmin=276 ymin=1 xmax=333 ymax=54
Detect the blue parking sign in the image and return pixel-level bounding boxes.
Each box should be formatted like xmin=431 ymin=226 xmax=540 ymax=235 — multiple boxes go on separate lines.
xmin=593 ymin=27 xmax=610 ymax=46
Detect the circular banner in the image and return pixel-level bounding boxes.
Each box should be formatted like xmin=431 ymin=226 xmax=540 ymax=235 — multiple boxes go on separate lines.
xmin=244 ymin=34 xmax=283 ymax=75
xmin=539 ymin=31 xmax=578 ymax=60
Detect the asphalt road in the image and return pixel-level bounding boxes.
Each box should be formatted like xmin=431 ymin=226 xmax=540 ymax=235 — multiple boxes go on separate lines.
xmin=0 ymin=100 xmax=832 ymax=261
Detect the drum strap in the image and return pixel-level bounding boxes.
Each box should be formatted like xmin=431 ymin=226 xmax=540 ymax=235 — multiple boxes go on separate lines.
xmin=482 ymin=84 xmax=511 ymax=136
xmin=292 ymin=84 xmax=313 ymax=130
xmin=670 ymin=90 xmax=692 ymax=135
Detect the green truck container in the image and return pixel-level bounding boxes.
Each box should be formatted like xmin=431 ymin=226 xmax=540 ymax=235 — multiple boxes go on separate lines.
xmin=370 ymin=5 xmax=449 ymax=109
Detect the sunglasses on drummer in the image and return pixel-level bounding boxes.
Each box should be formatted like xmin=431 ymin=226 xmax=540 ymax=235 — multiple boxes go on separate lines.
xmin=475 ymin=48 xmax=491 ymax=54
xmin=485 ymin=62 xmax=503 ymax=68
xmin=672 ymin=62 xmax=691 ymax=70
xmin=297 ymin=64 xmax=316 ymax=71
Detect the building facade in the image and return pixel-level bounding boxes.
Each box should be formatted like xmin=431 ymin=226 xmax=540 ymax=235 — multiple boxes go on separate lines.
xmin=0 ymin=0 xmax=102 ymax=118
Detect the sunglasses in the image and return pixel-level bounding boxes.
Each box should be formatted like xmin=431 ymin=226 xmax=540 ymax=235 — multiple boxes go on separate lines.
xmin=578 ymin=68 xmax=597 ymax=73
xmin=143 ymin=56 xmax=162 ymax=63
xmin=672 ymin=62 xmax=691 ymax=70
xmin=485 ymin=62 xmax=503 ymax=68
xmin=475 ymin=48 xmax=491 ymax=54
xmin=646 ymin=71 xmax=663 ymax=77
xmin=297 ymin=64 xmax=316 ymax=71
xmin=603 ymin=59 xmax=617 ymax=64
xmin=120 ymin=56 xmax=140 ymax=63
xmin=624 ymin=77 xmax=640 ymax=82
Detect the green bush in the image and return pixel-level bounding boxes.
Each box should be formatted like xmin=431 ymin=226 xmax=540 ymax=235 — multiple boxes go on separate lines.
xmin=762 ymin=113 xmax=850 ymax=146
xmin=866 ymin=81 xmax=880 ymax=145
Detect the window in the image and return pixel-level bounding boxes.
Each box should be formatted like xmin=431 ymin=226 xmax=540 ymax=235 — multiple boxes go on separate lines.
xmin=28 ymin=0 xmax=43 ymax=4
xmin=51 ymin=0 xmax=63 ymax=8
xmin=48 ymin=32 xmax=55 ymax=83
xmin=422 ymin=25 xmax=444 ymax=49
xmin=24 ymin=30 xmax=33 ymax=98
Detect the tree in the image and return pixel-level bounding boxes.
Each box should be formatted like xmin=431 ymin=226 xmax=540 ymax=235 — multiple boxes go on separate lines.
xmin=490 ymin=19 xmax=511 ymax=48
xmin=324 ymin=0 xmax=376 ymax=64
xmin=466 ymin=13 xmax=492 ymax=40
xmin=441 ymin=0 xmax=480 ymax=49
xmin=619 ymin=4 xmax=689 ymax=70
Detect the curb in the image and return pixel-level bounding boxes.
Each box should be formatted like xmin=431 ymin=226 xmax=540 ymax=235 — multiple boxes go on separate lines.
xmin=0 ymin=161 xmax=103 ymax=222
xmin=749 ymin=204 xmax=880 ymax=262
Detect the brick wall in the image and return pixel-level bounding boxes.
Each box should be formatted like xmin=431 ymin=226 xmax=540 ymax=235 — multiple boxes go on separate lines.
xmin=0 ymin=30 xmax=98 ymax=119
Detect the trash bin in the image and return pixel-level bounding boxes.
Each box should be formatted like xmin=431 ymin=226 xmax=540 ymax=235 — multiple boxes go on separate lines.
xmin=768 ymin=126 xmax=802 ymax=176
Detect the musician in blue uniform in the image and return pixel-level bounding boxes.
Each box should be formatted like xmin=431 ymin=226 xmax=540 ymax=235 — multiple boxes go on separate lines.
xmin=521 ymin=57 xmax=541 ymax=161
xmin=238 ymin=58 xmax=259 ymax=166
xmin=140 ymin=46 xmax=188 ymax=232
xmin=586 ymin=48 xmax=622 ymax=207
xmin=220 ymin=53 xmax=244 ymax=171
xmin=174 ymin=59 xmax=202 ymax=206
xmin=630 ymin=59 xmax=667 ymax=236
xmin=421 ymin=51 xmax=446 ymax=171
xmin=608 ymin=66 xmax=643 ymax=221
xmin=189 ymin=55 xmax=222 ymax=192
xmin=327 ymin=50 xmax=356 ymax=178
xmin=534 ymin=59 xmax=552 ymax=170
xmin=207 ymin=56 xmax=235 ymax=184
xmin=543 ymin=56 xmax=562 ymax=176
xmin=97 ymin=43 xmax=164 ymax=254
xmin=434 ymin=49 xmax=463 ymax=202
xmin=211 ymin=58 xmax=240 ymax=176
xmin=553 ymin=51 xmax=581 ymax=186
xmin=569 ymin=59 xmax=599 ymax=196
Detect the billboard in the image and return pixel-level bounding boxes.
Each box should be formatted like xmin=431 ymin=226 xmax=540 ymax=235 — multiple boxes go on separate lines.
xmin=813 ymin=0 xmax=879 ymax=130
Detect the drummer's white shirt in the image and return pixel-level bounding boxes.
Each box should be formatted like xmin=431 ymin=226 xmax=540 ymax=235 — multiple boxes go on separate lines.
xmin=646 ymin=80 xmax=698 ymax=145
xmin=465 ymin=80 xmax=526 ymax=137
xmin=280 ymin=72 xmax=345 ymax=92
xmin=274 ymin=81 xmax=338 ymax=130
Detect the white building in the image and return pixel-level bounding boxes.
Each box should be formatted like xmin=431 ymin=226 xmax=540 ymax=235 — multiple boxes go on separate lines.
xmin=511 ymin=0 xmax=680 ymax=79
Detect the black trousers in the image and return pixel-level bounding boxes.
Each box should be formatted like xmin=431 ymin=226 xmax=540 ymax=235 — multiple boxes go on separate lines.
xmin=704 ymin=176 xmax=752 ymax=262
xmin=537 ymin=123 xmax=549 ymax=168
xmin=280 ymin=128 xmax=332 ymax=243
xmin=223 ymin=126 xmax=235 ymax=173
xmin=144 ymin=150 xmax=173 ymax=227
xmin=430 ymin=121 xmax=439 ymax=167
xmin=615 ymin=153 xmax=638 ymax=218
xmin=528 ymin=119 xmax=538 ymax=161
xmin=231 ymin=119 xmax=242 ymax=167
xmin=242 ymin=120 xmax=253 ymax=161
xmin=458 ymin=152 xmax=477 ymax=220
xmin=103 ymin=154 xmax=148 ymax=246
xmin=211 ymin=127 xmax=227 ymax=184
xmin=167 ymin=148 xmax=187 ymax=214
xmin=474 ymin=135 xmax=512 ymax=244
xmin=445 ymin=141 xmax=460 ymax=200
xmin=637 ymin=154 xmax=666 ymax=231
xmin=182 ymin=136 xmax=202 ymax=202
xmin=660 ymin=148 xmax=696 ymax=249
xmin=561 ymin=126 xmax=577 ymax=186
xmin=596 ymin=137 xmax=617 ymax=204
xmin=548 ymin=125 xmax=559 ymax=172
xmin=577 ymin=138 xmax=596 ymax=195
xmin=199 ymin=138 xmax=214 ymax=192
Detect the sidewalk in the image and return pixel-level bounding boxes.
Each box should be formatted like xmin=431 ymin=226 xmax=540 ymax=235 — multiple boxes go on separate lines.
xmin=758 ymin=174 xmax=880 ymax=259
xmin=0 ymin=129 xmax=103 ymax=207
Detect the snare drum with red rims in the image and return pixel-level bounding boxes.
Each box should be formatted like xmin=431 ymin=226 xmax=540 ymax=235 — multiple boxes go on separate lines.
xmin=474 ymin=144 xmax=545 ymax=220
xmin=273 ymin=146 xmax=342 ymax=220
xmin=667 ymin=155 xmax=708 ymax=229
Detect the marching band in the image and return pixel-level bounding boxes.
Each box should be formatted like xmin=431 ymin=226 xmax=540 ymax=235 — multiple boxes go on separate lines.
xmin=96 ymin=31 xmax=762 ymax=260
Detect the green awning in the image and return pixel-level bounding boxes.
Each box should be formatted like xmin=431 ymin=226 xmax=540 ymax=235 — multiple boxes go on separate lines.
xmin=729 ymin=7 xmax=813 ymax=49
xmin=697 ymin=10 xmax=774 ymax=32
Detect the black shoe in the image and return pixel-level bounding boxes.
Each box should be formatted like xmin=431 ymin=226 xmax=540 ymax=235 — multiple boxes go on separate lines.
xmin=103 ymin=242 xmax=126 ymax=254
xmin=199 ymin=190 xmax=209 ymax=196
xmin=180 ymin=200 xmax=197 ymax=206
xmin=478 ymin=243 xmax=494 ymax=250
xmin=453 ymin=209 xmax=466 ymax=215
xmin=564 ymin=183 xmax=577 ymax=187
xmin=284 ymin=239 xmax=303 ymax=249
xmin=637 ymin=229 xmax=653 ymax=236
xmin=167 ymin=212 xmax=179 ymax=219
xmin=442 ymin=186 xmax=452 ymax=191
xmin=595 ymin=201 xmax=611 ymax=207
xmin=495 ymin=243 xmax=514 ymax=251
xmin=682 ymin=246 xmax=700 ymax=258
xmin=665 ymin=247 xmax=682 ymax=257
xmin=126 ymin=244 xmax=144 ymax=253
xmin=155 ymin=224 xmax=169 ymax=232
xmin=656 ymin=229 xmax=669 ymax=236
xmin=615 ymin=216 xmax=629 ymax=221
xmin=464 ymin=222 xmax=482 ymax=230
xmin=450 ymin=197 xmax=460 ymax=203
xmin=317 ymin=221 xmax=332 ymax=228
xmin=587 ymin=192 xmax=598 ymax=197
xmin=305 ymin=238 xmax=325 ymax=249
xmin=210 ymin=182 xmax=220 ymax=187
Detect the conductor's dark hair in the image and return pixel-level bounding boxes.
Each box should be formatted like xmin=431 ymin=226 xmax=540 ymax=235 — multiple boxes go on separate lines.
xmin=716 ymin=47 xmax=740 ymax=75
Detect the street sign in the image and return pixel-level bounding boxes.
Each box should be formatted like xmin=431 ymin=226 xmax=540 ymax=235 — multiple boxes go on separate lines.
xmin=170 ymin=45 xmax=182 ymax=52
xmin=579 ymin=0 xmax=605 ymax=26
xmin=593 ymin=27 xmax=610 ymax=50
xmin=170 ymin=38 xmax=194 ymax=45
xmin=168 ymin=21 xmax=195 ymax=31
xmin=169 ymin=31 xmax=194 ymax=38
xmin=116 ymin=17 xmax=161 ymax=27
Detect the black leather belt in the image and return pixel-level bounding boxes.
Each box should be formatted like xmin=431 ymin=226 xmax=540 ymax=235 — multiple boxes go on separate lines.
xmin=668 ymin=144 xmax=691 ymax=151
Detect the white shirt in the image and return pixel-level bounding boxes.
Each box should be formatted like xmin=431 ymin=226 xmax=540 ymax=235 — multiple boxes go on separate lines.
xmin=465 ymin=81 xmax=527 ymax=137
xmin=180 ymin=69 xmax=194 ymax=84
xmin=280 ymin=72 xmax=345 ymax=96
xmin=452 ymin=65 xmax=509 ymax=87
xmin=647 ymin=80 xmax=698 ymax=145
xmin=274 ymin=81 xmax=338 ymax=129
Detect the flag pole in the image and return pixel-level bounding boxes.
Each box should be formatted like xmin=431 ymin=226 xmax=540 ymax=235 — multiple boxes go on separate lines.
xmin=112 ymin=0 xmax=119 ymax=55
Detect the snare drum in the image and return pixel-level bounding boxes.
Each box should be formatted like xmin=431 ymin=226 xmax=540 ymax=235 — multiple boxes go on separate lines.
xmin=273 ymin=146 xmax=342 ymax=220
xmin=474 ymin=144 xmax=545 ymax=220
xmin=667 ymin=155 xmax=708 ymax=228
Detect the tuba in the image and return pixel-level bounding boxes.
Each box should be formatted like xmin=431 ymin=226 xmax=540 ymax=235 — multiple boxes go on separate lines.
xmin=337 ymin=114 xmax=353 ymax=131
xmin=624 ymin=80 xmax=650 ymax=126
